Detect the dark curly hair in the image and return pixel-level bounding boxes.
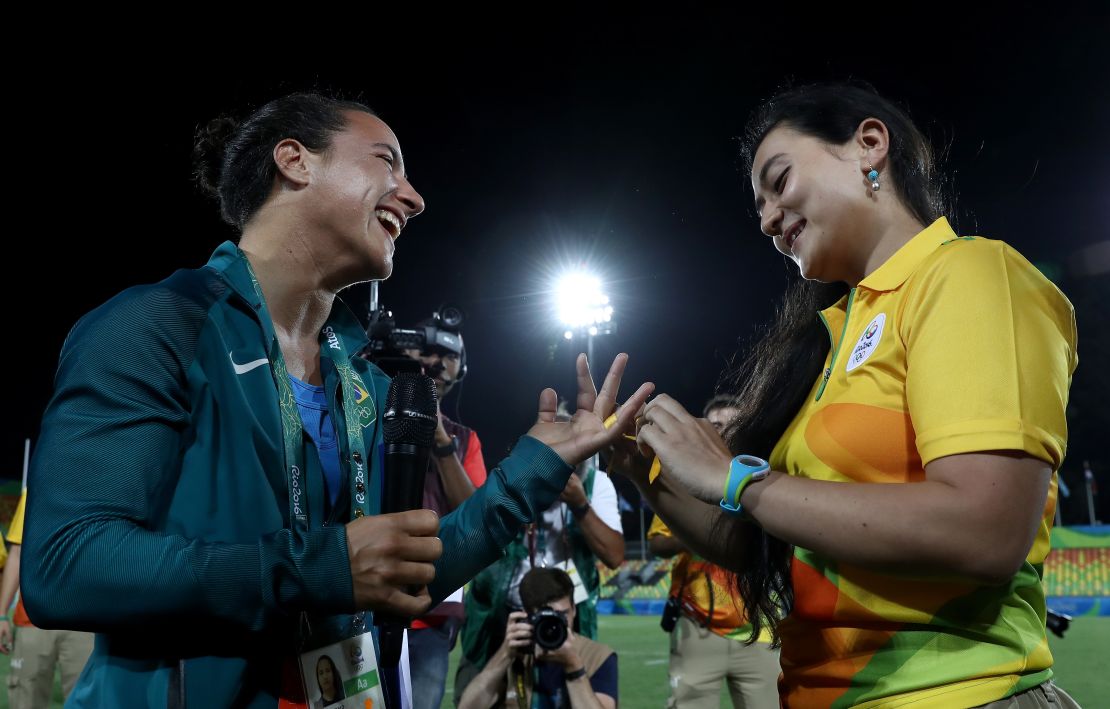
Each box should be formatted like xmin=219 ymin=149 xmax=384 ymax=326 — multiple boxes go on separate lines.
xmin=192 ymin=93 xmax=376 ymax=232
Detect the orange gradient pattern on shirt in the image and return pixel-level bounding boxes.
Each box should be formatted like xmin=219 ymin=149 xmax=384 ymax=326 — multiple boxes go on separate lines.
xmin=804 ymin=404 xmax=924 ymax=484
xmin=781 ymin=560 xmax=897 ymax=706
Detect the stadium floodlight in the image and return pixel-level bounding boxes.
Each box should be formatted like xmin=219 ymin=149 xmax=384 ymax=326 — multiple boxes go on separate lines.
xmin=555 ymin=271 xmax=614 ymax=328
xmin=553 ymin=267 xmax=615 ymax=362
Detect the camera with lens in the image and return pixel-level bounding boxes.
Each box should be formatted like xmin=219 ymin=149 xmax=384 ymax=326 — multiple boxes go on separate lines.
xmin=526 ymin=607 xmax=569 ymax=653
xmin=361 ymin=301 xmax=466 ymax=378
xmin=660 ymin=595 xmax=681 ymax=633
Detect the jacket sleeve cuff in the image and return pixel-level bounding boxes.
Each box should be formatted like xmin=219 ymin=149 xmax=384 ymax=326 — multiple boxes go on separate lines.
xmin=256 ymin=525 xmax=356 ymax=617
xmin=429 ymin=436 xmax=573 ymax=601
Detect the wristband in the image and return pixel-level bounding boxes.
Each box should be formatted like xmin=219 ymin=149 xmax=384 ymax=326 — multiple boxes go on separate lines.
xmin=719 ymin=455 xmax=770 ymax=515
xmin=564 ymin=666 xmax=587 ymax=682
xmin=570 ymin=502 xmax=591 ymax=520
xmin=433 ymin=437 xmax=458 ymax=458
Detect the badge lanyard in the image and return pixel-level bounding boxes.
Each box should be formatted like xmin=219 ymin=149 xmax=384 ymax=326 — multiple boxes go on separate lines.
xmin=242 ymin=253 xmax=373 ymax=529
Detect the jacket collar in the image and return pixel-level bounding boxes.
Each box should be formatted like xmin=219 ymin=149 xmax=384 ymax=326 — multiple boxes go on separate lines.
xmin=205 ymin=241 xmax=369 ymax=355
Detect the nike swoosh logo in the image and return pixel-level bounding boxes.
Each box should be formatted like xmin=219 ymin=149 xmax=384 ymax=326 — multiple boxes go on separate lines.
xmin=229 ymin=353 xmax=270 ymax=375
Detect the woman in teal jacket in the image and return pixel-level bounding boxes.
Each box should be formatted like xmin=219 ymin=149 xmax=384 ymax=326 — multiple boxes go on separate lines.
xmin=20 ymin=93 xmax=651 ymax=708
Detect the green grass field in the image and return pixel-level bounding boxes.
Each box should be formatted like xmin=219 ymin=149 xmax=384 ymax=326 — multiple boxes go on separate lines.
xmin=447 ymin=616 xmax=1108 ymax=708
xmin=2 ymin=616 xmax=1104 ymax=707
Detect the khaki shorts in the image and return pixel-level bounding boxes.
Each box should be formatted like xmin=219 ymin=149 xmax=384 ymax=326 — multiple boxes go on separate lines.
xmin=975 ymin=681 xmax=1081 ymax=708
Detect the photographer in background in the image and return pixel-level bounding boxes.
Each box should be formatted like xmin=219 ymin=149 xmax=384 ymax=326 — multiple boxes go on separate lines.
xmin=458 ymin=567 xmax=617 ymax=709
xmin=402 ymin=308 xmax=489 ymax=709
xmin=456 ymin=403 xmax=624 ymax=704
xmin=646 ymin=395 xmax=780 ymax=708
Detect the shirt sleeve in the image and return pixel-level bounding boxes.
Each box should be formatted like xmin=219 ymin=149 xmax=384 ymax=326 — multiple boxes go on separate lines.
xmin=6 ymin=491 xmax=26 ymax=545
xmin=431 ymin=436 xmax=573 ymax=603
xmin=901 ymin=239 xmax=1077 ymax=468
xmin=588 ymin=652 xmax=619 ymax=702
xmin=462 ymin=430 xmax=488 ymax=487
xmin=588 ymin=472 xmax=623 ymax=533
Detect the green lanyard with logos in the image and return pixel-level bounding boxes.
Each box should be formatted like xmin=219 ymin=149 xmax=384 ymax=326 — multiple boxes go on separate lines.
xmin=241 ymin=253 xmax=374 ymax=529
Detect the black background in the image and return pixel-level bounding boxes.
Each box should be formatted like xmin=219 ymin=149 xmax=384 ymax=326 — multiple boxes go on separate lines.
xmin=10 ymin=11 xmax=1109 ymax=523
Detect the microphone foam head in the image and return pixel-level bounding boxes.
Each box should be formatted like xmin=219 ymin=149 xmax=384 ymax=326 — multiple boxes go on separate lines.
xmin=383 ymin=373 xmax=439 ymax=446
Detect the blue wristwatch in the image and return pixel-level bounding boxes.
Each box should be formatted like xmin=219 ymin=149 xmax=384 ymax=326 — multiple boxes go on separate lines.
xmin=719 ymin=455 xmax=770 ymax=515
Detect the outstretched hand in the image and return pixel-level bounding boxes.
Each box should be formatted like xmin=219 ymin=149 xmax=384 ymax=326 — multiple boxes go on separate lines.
xmin=527 ymin=353 xmax=654 ymax=466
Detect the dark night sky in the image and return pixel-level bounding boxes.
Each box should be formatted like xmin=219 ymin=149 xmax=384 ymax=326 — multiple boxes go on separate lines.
xmin=10 ymin=12 xmax=1110 ymax=520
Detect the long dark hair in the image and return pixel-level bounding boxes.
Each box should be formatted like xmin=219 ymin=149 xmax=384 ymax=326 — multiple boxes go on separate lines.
xmin=192 ymin=93 xmax=376 ymax=231
xmin=315 ymin=653 xmax=345 ymax=702
xmin=721 ymin=82 xmax=949 ymax=646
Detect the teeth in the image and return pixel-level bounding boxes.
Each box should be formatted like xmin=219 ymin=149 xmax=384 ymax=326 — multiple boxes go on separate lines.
xmin=791 ymin=223 xmax=804 ymax=247
xmin=375 ymin=209 xmax=401 ymax=237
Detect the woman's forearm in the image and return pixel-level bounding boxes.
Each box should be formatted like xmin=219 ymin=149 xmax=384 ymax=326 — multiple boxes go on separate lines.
xmin=575 ymin=511 xmax=625 ymax=569
xmin=742 ymin=456 xmax=1051 ymax=583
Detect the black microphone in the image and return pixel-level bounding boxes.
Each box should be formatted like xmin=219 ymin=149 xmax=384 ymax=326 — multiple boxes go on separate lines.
xmin=374 ymin=372 xmax=437 ymax=708
xmin=380 ymin=372 xmax=438 ymax=518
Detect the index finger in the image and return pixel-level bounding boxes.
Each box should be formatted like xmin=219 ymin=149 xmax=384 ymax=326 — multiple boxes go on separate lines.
xmin=644 ymin=394 xmax=695 ymax=421
xmin=603 ymin=381 xmax=655 ymax=444
xmin=393 ymin=536 xmax=444 ymax=564
xmin=396 ymin=508 xmax=441 ymax=535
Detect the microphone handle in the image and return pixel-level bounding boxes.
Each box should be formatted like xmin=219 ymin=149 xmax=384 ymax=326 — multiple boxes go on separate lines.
xmin=381 ymin=442 xmax=431 ymax=600
xmin=378 ymin=625 xmax=405 ymax=709
xmin=377 ymin=621 xmax=406 ymax=665
xmin=375 ymin=439 xmax=433 ymax=672
xmin=381 ymin=443 xmax=431 ymax=514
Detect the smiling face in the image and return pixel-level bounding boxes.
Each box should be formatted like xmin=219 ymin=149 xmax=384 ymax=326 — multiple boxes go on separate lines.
xmin=752 ymin=126 xmax=877 ymax=284
xmin=297 ymin=110 xmax=425 ymax=286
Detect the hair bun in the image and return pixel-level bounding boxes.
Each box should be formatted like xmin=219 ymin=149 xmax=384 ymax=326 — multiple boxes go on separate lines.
xmin=191 ymin=116 xmax=239 ymax=198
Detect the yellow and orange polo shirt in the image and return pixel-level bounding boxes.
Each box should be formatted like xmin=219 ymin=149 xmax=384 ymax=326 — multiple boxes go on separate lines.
xmin=647 ymin=514 xmax=772 ymax=643
xmin=770 ymin=217 xmax=1077 ymax=708
xmin=5 ymin=490 xmax=32 ymax=627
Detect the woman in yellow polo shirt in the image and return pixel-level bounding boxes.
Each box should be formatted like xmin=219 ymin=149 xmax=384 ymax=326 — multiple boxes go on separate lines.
xmin=624 ymin=82 xmax=1078 ymax=708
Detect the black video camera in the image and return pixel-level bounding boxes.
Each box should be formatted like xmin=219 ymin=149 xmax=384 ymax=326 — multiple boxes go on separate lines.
xmin=362 ymin=303 xmax=465 ymax=378
xmin=525 ymin=607 xmax=569 ymax=653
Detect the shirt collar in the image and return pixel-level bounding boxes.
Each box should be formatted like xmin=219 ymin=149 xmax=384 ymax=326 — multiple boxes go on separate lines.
xmin=857 ymin=217 xmax=957 ymax=292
